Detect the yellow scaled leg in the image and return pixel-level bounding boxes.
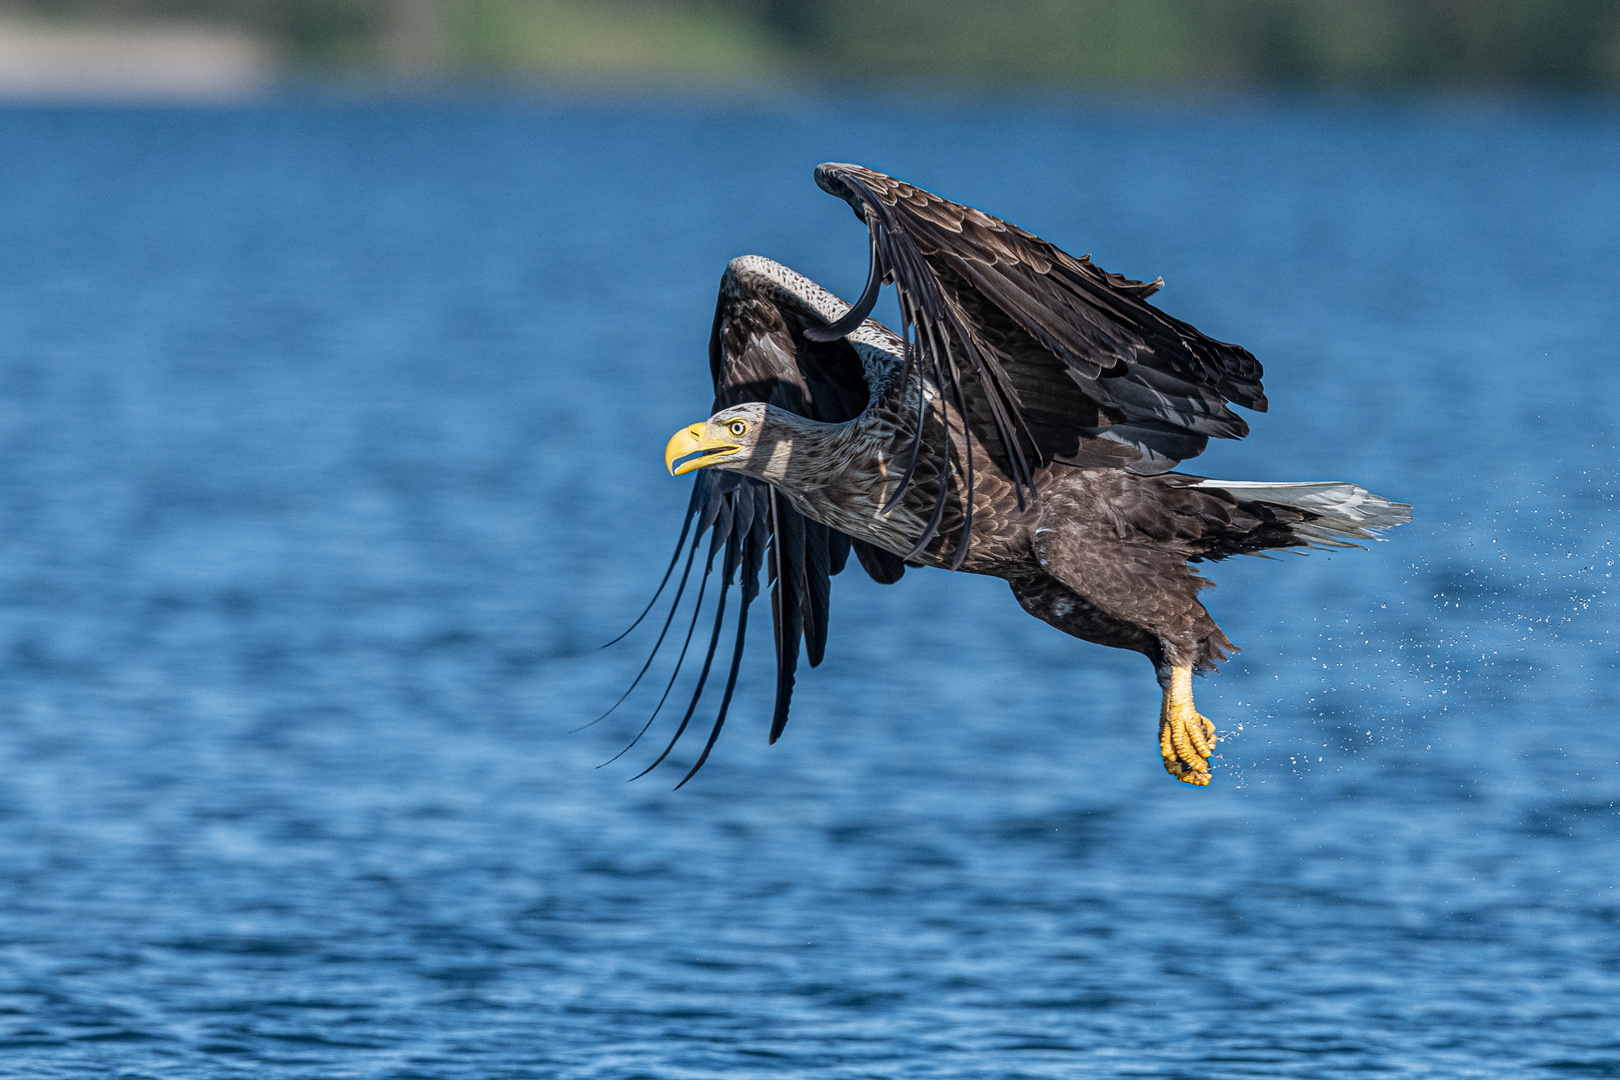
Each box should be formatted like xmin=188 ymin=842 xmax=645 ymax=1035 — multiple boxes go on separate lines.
xmin=1158 ymin=665 xmax=1216 ymax=786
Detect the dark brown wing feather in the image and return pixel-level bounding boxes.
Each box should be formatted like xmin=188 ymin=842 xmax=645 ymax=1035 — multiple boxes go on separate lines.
xmin=812 ymin=163 xmax=1266 ymax=492
xmin=617 ymin=261 xmax=904 ymax=784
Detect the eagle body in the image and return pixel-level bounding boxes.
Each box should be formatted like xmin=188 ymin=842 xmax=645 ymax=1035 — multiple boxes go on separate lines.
xmin=634 ymin=165 xmax=1409 ymax=787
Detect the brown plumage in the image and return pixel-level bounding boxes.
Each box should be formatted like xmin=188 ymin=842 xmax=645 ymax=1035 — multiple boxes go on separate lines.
xmin=622 ymin=164 xmax=1410 ymax=787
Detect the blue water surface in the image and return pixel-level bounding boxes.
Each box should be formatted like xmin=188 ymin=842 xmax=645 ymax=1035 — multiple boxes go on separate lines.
xmin=0 ymin=96 xmax=1616 ymax=1078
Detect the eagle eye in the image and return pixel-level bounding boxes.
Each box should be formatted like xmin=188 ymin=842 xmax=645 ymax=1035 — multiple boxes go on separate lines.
xmin=727 ymin=420 xmax=748 ymax=438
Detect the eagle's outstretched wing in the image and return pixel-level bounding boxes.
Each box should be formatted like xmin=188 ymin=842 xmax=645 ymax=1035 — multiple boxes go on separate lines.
xmin=808 ymin=162 xmax=1267 ymax=563
xmin=611 ymin=257 xmax=905 ymax=784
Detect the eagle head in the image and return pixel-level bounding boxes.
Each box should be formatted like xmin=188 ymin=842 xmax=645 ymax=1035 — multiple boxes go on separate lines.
xmin=664 ymin=403 xmax=775 ymax=477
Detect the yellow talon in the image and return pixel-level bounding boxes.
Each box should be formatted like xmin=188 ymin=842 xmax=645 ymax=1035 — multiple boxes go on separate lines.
xmin=1158 ymin=665 xmax=1216 ymax=786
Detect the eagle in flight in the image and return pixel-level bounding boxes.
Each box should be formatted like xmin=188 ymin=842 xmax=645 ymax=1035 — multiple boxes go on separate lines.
xmin=619 ymin=163 xmax=1409 ymax=787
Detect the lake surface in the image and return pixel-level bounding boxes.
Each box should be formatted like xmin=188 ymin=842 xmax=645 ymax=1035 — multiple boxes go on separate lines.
xmin=0 ymin=96 xmax=1616 ymax=1078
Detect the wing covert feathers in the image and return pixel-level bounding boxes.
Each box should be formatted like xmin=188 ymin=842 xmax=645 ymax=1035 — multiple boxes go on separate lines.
xmin=812 ymin=162 xmax=1267 ymax=479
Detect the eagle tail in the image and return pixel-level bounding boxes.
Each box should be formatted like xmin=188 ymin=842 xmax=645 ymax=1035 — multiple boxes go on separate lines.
xmin=1192 ymin=480 xmax=1412 ymax=553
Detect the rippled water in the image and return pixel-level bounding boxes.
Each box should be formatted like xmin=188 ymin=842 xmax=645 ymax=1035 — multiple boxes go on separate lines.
xmin=0 ymin=98 xmax=1616 ymax=1077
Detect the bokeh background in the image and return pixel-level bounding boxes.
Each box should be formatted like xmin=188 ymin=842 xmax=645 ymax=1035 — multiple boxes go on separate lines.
xmin=1 ymin=4 xmax=1618 ymax=1079
xmin=2 ymin=0 xmax=1620 ymax=94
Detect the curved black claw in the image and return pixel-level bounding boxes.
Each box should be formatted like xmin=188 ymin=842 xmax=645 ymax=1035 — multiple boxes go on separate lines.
xmin=804 ymin=227 xmax=883 ymax=343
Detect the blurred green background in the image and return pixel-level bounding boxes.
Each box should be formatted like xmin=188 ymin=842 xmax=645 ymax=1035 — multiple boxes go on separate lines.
xmin=3 ymin=0 xmax=1619 ymax=87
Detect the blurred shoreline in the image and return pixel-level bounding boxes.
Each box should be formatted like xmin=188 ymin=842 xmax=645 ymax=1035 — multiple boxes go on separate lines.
xmin=1 ymin=79 xmax=1615 ymax=114
xmin=1 ymin=1 xmax=1618 ymax=102
xmin=0 ymin=17 xmax=273 ymax=100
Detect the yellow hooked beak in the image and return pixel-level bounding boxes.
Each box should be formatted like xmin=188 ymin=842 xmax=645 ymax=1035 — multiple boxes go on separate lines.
xmin=664 ymin=422 xmax=741 ymax=476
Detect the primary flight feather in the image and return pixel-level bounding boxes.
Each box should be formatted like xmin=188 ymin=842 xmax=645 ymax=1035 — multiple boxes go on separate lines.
xmin=622 ymin=163 xmax=1409 ymax=787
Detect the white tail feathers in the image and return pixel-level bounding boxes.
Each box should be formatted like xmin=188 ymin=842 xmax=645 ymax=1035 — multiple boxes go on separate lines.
xmin=1194 ymin=480 xmax=1413 ymax=549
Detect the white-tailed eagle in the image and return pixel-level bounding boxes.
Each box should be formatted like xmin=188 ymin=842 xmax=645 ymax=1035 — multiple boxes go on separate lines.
xmin=616 ymin=163 xmax=1409 ymax=787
